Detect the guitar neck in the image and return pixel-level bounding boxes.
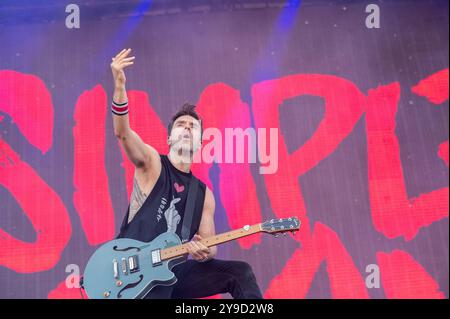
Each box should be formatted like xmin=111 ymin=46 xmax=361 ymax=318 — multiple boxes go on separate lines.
xmin=160 ymin=223 xmax=262 ymax=261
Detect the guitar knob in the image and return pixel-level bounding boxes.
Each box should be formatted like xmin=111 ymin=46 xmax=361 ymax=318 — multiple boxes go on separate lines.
xmin=103 ymin=291 xmax=111 ymax=298
xmin=116 ymin=280 xmax=123 ymax=287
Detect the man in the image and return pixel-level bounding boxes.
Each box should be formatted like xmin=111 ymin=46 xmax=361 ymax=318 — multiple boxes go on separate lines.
xmin=110 ymin=48 xmax=263 ymax=299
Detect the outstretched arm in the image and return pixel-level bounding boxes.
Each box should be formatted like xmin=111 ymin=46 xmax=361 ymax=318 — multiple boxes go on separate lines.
xmin=110 ymin=48 xmax=160 ymax=171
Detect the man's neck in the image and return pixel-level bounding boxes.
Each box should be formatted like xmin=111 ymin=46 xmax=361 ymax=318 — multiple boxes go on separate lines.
xmin=168 ymin=149 xmax=192 ymax=173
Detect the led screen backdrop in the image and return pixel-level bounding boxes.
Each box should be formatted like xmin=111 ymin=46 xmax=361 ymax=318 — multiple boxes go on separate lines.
xmin=0 ymin=0 xmax=448 ymax=299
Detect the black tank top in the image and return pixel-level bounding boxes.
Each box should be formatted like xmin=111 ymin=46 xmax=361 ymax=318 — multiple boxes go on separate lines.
xmin=117 ymin=155 xmax=206 ymax=243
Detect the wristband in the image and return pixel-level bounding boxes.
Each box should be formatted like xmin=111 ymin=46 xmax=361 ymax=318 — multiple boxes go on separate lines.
xmin=111 ymin=100 xmax=129 ymax=116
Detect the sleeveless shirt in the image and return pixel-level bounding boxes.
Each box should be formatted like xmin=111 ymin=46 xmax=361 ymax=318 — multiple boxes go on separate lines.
xmin=117 ymin=155 xmax=206 ymax=243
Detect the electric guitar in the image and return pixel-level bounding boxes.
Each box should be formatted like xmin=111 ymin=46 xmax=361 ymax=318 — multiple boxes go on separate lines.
xmin=82 ymin=217 xmax=300 ymax=299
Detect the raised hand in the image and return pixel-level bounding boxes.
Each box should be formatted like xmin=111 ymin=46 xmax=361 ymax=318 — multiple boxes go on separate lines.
xmin=110 ymin=48 xmax=135 ymax=88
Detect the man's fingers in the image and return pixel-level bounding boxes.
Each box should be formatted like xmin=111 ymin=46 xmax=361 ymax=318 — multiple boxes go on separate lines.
xmin=112 ymin=62 xmax=133 ymax=72
xmin=114 ymin=48 xmax=127 ymax=59
xmin=114 ymin=49 xmax=126 ymax=58
xmin=186 ymin=242 xmax=209 ymax=260
xmin=197 ymin=242 xmax=209 ymax=252
xmin=199 ymin=244 xmax=209 ymax=254
xmin=121 ymin=48 xmax=132 ymax=59
xmin=187 ymin=242 xmax=198 ymax=251
xmin=190 ymin=241 xmax=201 ymax=251
xmin=120 ymin=62 xmax=134 ymax=67
xmin=192 ymin=241 xmax=210 ymax=255
xmin=192 ymin=235 xmax=209 ymax=253
xmin=113 ymin=48 xmax=132 ymax=62
xmin=117 ymin=57 xmax=135 ymax=64
xmin=186 ymin=243 xmax=203 ymax=260
xmin=120 ymin=48 xmax=131 ymax=56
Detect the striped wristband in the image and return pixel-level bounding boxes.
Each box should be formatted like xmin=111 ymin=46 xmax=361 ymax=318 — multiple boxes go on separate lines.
xmin=111 ymin=100 xmax=129 ymax=116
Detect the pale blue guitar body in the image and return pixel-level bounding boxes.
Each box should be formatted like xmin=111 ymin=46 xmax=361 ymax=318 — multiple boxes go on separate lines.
xmin=82 ymin=232 xmax=185 ymax=299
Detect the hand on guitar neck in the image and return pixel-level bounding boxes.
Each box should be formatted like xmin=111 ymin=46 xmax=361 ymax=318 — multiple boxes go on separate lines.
xmin=185 ymin=234 xmax=212 ymax=262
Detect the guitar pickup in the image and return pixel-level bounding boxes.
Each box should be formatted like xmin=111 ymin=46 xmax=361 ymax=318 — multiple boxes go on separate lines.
xmin=151 ymin=249 xmax=162 ymax=267
xmin=128 ymin=255 xmax=140 ymax=273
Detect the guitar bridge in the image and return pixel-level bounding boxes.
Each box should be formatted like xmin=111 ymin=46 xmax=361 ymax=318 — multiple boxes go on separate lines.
xmin=113 ymin=259 xmax=119 ymax=279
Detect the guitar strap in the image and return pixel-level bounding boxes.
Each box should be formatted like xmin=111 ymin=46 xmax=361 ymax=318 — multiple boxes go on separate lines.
xmin=181 ymin=175 xmax=199 ymax=243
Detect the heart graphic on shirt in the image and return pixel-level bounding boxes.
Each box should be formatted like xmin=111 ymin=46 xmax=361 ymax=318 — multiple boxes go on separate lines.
xmin=174 ymin=182 xmax=185 ymax=193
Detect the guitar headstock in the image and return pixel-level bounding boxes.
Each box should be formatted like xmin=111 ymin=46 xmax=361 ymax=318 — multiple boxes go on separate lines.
xmin=261 ymin=217 xmax=300 ymax=236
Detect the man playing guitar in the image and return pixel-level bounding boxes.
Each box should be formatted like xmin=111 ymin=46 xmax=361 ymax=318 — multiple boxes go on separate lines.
xmin=110 ymin=48 xmax=263 ymax=299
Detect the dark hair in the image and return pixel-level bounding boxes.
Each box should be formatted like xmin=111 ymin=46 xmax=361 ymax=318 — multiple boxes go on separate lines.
xmin=167 ymin=103 xmax=203 ymax=137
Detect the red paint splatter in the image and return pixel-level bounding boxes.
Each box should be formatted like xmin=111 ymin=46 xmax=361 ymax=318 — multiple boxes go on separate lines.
xmin=252 ymin=74 xmax=367 ymax=240
xmin=366 ymin=83 xmax=449 ymax=241
xmin=264 ymin=222 xmax=369 ymax=298
xmin=73 ymin=85 xmax=115 ymax=245
xmin=377 ymin=250 xmax=445 ymax=298
xmin=438 ymin=141 xmax=449 ymax=166
xmin=0 ymin=139 xmax=71 ymax=272
xmin=412 ymin=69 xmax=449 ymax=105
xmin=0 ymin=70 xmax=53 ymax=153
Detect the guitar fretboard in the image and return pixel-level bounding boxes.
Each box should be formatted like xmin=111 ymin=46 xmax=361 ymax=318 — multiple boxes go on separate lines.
xmin=160 ymin=223 xmax=262 ymax=261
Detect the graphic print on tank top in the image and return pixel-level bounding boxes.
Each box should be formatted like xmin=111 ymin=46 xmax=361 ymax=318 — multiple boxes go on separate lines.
xmin=163 ymin=196 xmax=181 ymax=233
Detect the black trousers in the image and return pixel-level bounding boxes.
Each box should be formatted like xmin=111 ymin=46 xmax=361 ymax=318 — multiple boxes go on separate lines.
xmin=144 ymin=259 xmax=263 ymax=299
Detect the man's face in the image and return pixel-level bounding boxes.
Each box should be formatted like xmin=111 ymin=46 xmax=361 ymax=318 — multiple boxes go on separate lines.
xmin=168 ymin=115 xmax=202 ymax=155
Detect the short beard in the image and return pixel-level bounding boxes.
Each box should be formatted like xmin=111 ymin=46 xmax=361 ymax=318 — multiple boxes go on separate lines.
xmin=170 ymin=144 xmax=195 ymax=164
